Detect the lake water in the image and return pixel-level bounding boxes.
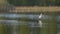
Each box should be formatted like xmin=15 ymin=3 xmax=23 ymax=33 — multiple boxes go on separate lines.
xmin=0 ymin=13 xmax=60 ymax=34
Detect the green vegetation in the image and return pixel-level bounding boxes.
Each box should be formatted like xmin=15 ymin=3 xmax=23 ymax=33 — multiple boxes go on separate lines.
xmin=8 ymin=0 xmax=60 ymax=6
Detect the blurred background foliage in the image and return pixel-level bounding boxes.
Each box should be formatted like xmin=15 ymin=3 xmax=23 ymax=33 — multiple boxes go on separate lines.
xmin=8 ymin=0 xmax=60 ymax=6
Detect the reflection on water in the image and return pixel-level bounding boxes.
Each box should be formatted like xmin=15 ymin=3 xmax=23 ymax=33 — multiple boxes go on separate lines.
xmin=0 ymin=13 xmax=60 ymax=34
